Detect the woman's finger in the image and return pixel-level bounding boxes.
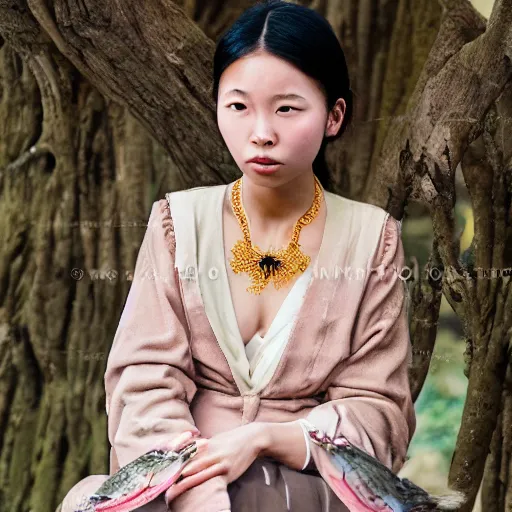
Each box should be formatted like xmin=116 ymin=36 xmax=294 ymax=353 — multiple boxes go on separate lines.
xmin=165 ymin=463 xmax=226 ymax=502
xmin=162 ymin=430 xmax=201 ymax=452
xmin=180 ymin=448 xmax=215 ymax=477
xmin=180 ymin=439 xmax=209 ymax=475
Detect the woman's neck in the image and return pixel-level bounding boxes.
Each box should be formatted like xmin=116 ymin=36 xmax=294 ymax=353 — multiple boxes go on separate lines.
xmin=240 ymin=172 xmax=318 ymax=229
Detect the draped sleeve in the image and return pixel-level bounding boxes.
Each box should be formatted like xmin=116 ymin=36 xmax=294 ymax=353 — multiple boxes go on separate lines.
xmin=104 ymin=199 xmax=230 ymax=512
xmin=303 ymin=214 xmax=416 ymax=477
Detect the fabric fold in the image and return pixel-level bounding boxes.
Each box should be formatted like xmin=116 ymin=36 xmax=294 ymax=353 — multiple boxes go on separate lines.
xmin=303 ymin=215 xmax=415 ymax=483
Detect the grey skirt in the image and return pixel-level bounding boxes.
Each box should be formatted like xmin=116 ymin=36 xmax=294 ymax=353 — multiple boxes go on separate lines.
xmin=227 ymin=457 xmax=349 ymax=512
xmin=59 ymin=458 xmax=349 ymax=512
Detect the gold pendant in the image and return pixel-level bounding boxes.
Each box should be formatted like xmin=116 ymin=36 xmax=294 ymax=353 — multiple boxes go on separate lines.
xmin=230 ymin=239 xmax=311 ymax=294
xmin=228 ymin=175 xmax=322 ymax=295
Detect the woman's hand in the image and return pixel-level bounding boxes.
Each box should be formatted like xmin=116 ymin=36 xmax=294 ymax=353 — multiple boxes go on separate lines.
xmin=164 ymin=423 xmax=268 ymax=503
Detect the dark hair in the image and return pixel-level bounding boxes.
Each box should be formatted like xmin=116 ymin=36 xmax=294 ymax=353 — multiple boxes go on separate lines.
xmin=212 ymin=0 xmax=353 ymax=192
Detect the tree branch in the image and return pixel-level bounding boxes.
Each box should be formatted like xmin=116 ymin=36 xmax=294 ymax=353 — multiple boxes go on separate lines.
xmin=24 ymin=0 xmax=239 ymax=187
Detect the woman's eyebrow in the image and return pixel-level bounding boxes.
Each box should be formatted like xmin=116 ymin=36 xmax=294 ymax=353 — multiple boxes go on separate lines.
xmin=224 ymin=89 xmax=306 ymax=101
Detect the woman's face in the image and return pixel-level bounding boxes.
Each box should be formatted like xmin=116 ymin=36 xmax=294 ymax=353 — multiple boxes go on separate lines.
xmin=216 ymin=50 xmax=344 ymax=187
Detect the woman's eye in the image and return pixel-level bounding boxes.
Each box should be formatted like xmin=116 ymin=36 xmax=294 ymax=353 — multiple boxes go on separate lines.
xmin=227 ymin=104 xmax=299 ymax=113
xmin=228 ymin=103 xmax=246 ymax=111
xmin=277 ymin=106 xmax=298 ymax=113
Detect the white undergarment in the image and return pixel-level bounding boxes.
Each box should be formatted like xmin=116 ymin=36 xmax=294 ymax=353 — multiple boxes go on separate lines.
xmin=243 ymin=265 xmax=313 ymax=384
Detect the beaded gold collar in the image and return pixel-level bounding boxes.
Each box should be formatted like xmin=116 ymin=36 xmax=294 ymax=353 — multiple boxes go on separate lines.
xmin=229 ymin=176 xmax=322 ymax=294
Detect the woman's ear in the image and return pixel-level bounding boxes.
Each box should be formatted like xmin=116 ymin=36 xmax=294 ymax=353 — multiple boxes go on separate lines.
xmin=325 ymin=98 xmax=346 ymax=137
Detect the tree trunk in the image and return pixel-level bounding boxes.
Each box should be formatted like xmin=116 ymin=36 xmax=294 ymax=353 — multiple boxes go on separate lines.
xmin=0 ymin=0 xmax=510 ymax=511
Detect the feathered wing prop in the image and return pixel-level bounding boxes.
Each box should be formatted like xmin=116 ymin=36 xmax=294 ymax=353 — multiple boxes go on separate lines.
xmin=299 ymin=419 xmax=466 ymax=512
xmin=72 ymin=442 xmax=198 ymax=512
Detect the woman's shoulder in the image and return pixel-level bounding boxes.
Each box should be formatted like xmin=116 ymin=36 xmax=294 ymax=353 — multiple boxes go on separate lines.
xmin=161 ymin=184 xmax=226 ymax=216
xmin=152 ymin=184 xmax=226 ymax=254
xmin=145 ymin=198 xmax=176 ymax=257
xmin=326 ymin=189 xmax=397 ymax=232
xmin=326 ymin=190 xmax=400 ymax=229
xmin=324 ymin=190 xmax=390 ymax=219
xmin=324 ymin=191 xmax=402 ymax=268
xmin=164 ymin=183 xmax=226 ymax=202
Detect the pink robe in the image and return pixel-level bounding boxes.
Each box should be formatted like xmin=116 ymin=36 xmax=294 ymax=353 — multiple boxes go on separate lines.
xmin=103 ymin=182 xmax=416 ymax=511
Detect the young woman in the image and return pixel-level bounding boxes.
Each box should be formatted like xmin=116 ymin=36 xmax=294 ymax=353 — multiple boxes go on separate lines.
xmin=60 ymin=1 xmax=416 ymax=511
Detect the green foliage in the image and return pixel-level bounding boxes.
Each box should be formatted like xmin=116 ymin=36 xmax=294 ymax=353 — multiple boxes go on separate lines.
xmin=408 ymin=324 xmax=467 ymax=469
xmin=410 ymin=379 xmax=466 ymax=470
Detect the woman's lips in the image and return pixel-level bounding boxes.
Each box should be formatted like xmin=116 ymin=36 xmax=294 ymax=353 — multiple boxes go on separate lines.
xmin=250 ymin=159 xmax=279 ymax=164
xmin=247 ymin=156 xmax=282 ymax=164
xmin=249 ymin=161 xmax=282 ymax=174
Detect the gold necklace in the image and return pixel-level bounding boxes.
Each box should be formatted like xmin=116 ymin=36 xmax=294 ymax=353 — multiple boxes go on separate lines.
xmin=229 ymin=175 xmax=323 ymax=294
